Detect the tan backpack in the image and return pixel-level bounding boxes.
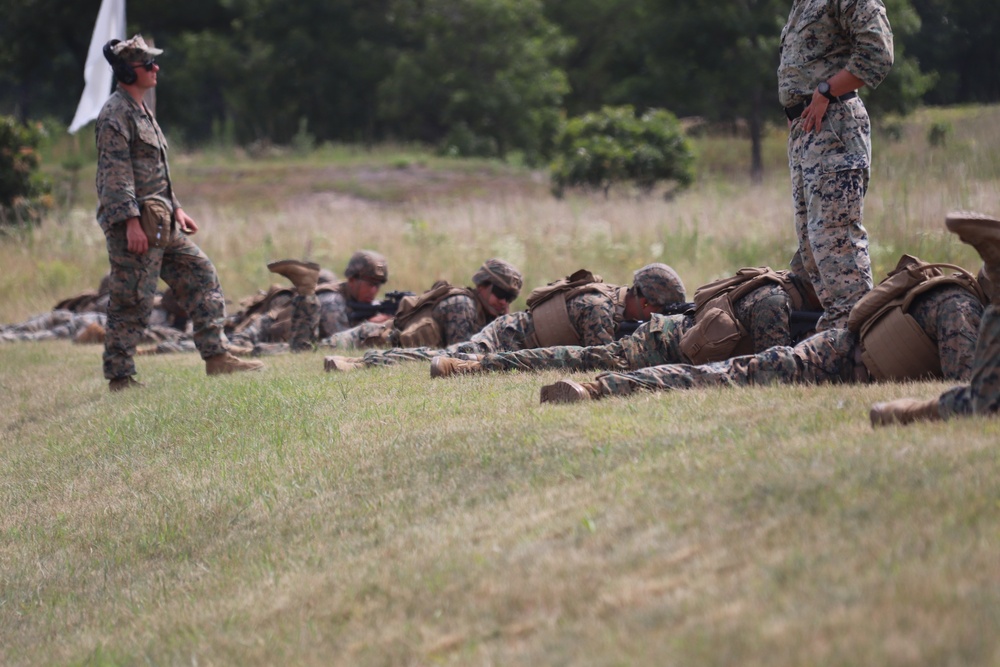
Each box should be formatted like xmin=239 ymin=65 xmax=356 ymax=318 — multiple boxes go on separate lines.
xmin=392 ymin=282 xmax=481 ymax=348
xmin=679 ymin=267 xmax=800 ymax=364
xmin=849 ymin=255 xmax=986 ymax=381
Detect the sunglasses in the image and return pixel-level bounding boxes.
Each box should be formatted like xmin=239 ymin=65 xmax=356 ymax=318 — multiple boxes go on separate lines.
xmin=490 ymin=283 xmax=518 ymax=302
xmin=132 ymin=59 xmax=157 ymax=71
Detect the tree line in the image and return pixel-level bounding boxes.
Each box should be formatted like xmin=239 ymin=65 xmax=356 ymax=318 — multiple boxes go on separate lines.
xmin=1 ymin=0 xmax=996 ymax=168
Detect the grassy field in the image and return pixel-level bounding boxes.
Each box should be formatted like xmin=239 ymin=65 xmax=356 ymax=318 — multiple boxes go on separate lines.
xmin=2 ymin=106 xmax=1000 ymax=665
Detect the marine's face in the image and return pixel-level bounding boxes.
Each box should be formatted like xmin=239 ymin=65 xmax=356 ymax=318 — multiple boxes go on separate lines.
xmin=478 ymin=283 xmax=512 ymax=317
xmin=347 ymin=277 xmax=382 ymax=303
xmin=129 ymin=58 xmax=159 ymax=88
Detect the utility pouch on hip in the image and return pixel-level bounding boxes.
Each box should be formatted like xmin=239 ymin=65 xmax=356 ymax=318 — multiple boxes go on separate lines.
xmin=139 ymin=198 xmax=173 ymax=248
xmin=679 ymin=294 xmax=745 ymax=364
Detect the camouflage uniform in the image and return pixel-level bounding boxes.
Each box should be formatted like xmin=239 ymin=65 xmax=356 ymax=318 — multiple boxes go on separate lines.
xmin=288 ymin=251 xmax=388 ymax=351
xmin=938 ymin=306 xmax=1000 ymax=418
xmin=361 ymin=264 xmax=676 ymax=368
xmin=1 ymin=311 xmax=107 ymax=343
xmin=478 ymin=274 xmax=814 ymax=374
xmin=779 ymin=0 xmax=894 ymax=330
xmin=96 ymin=75 xmax=227 ymax=380
xmin=587 ymin=285 xmax=981 ymax=399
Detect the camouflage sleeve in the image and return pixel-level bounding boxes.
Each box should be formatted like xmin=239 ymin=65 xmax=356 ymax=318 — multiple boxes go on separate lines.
xmin=95 ymin=115 xmax=140 ymax=226
xmin=567 ymin=293 xmax=617 ymax=347
xmin=909 ymin=286 xmax=983 ymax=381
xmin=734 ymin=284 xmax=794 ymax=352
xmin=841 ymin=0 xmax=894 ymax=89
xmin=433 ymin=294 xmax=481 ymax=345
xmin=317 ymin=291 xmax=352 ymax=337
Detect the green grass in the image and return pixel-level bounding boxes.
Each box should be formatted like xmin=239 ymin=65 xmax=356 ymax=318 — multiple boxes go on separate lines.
xmin=2 ymin=343 xmax=999 ymax=665
xmin=3 ymin=104 xmax=1000 ymax=665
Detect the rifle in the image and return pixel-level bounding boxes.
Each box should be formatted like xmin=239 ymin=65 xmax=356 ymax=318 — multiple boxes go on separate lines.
xmin=615 ymin=302 xmax=696 ymax=340
xmin=347 ymin=290 xmax=415 ymax=326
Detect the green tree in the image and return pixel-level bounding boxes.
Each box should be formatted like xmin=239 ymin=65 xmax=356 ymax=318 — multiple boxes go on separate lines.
xmin=549 ymin=105 xmax=694 ymax=198
xmin=0 ymin=116 xmax=51 ymax=225
xmin=378 ymin=0 xmax=570 ymax=162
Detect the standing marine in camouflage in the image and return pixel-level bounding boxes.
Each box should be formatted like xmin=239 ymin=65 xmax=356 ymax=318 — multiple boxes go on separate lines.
xmin=96 ymin=34 xmax=262 ymax=390
xmin=779 ymin=0 xmax=893 ymax=330
xmin=872 ymin=212 xmax=1000 ymax=426
xmin=324 ymin=259 xmax=525 ymax=370
xmin=430 ymin=259 xmax=820 ymax=378
xmin=540 ymin=255 xmax=985 ymax=403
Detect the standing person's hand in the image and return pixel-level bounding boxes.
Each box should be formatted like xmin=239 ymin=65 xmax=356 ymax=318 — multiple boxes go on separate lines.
xmin=126 ymin=217 xmax=148 ymax=254
xmin=802 ymin=94 xmax=830 ymax=133
xmin=176 ymin=208 xmax=198 ymax=234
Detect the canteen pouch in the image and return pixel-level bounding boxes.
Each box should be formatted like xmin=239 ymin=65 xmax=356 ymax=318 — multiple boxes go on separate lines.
xmin=139 ymin=198 xmax=173 ymax=248
xmin=398 ymin=316 xmax=442 ymax=348
xmin=679 ymin=296 xmax=744 ymax=364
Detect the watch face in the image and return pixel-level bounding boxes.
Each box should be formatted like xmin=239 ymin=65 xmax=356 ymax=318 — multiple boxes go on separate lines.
xmin=818 ymin=82 xmax=830 ymax=94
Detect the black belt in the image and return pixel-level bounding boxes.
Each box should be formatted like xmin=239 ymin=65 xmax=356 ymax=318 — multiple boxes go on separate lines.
xmin=784 ymin=91 xmax=857 ymax=121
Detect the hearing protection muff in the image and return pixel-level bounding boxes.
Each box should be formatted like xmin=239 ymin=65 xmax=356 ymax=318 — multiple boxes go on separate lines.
xmin=103 ymin=39 xmax=137 ymax=85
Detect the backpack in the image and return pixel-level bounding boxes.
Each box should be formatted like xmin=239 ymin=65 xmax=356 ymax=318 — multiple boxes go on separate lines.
xmin=392 ymin=282 xmax=480 ymax=348
xmin=680 ymin=267 xmax=801 ymax=364
xmin=849 ymin=254 xmax=986 ymax=381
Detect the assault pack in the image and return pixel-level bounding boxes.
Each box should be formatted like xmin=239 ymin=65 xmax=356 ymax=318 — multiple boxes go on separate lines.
xmin=679 ymin=267 xmax=815 ymax=364
xmin=391 ymin=282 xmax=486 ymax=348
xmin=849 ymin=254 xmax=986 ymax=381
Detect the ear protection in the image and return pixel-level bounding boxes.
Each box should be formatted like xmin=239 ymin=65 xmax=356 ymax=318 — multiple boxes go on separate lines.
xmin=103 ymin=39 xmax=137 ymax=85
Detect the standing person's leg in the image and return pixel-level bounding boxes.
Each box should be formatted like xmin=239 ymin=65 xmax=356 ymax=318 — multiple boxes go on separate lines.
xmin=800 ymin=167 xmax=872 ymax=331
xmin=103 ymin=223 xmax=162 ymax=384
xmin=161 ymin=235 xmax=263 ymax=374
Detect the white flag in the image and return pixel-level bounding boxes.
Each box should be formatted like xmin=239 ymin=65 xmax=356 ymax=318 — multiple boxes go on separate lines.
xmin=68 ymin=0 xmax=126 ymax=134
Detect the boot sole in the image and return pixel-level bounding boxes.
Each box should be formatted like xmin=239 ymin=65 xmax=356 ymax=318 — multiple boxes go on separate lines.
xmin=540 ymin=380 xmax=589 ymax=404
xmin=945 ymin=211 xmax=1000 ymax=241
xmin=267 ymin=259 xmax=322 ymax=273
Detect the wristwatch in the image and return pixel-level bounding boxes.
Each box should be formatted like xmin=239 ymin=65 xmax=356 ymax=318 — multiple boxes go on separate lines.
xmin=817 ymin=81 xmax=837 ymax=101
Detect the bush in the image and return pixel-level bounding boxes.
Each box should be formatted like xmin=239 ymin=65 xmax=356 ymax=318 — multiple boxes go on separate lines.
xmin=0 ymin=116 xmax=51 ymax=226
xmin=549 ymin=106 xmax=695 ymax=198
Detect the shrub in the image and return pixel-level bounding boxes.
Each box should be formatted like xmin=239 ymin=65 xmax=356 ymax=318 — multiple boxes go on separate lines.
xmin=549 ymin=106 xmax=694 ymax=198
xmin=0 ymin=116 xmax=51 ymax=226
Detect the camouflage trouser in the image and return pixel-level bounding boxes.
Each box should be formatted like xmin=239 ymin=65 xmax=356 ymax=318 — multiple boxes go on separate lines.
xmin=479 ymin=314 xmax=692 ymax=373
xmin=938 ymin=305 xmax=1000 ymax=418
xmin=592 ymin=328 xmax=860 ymax=399
xmin=319 ymin=321 xmax=393 ymax=350
xmin=289 ymin=293 xmax=319 ymax=352
xmin=360 ymin=312 xmax=536 ymax=367
xmin=103 ymin=223 xmax=226 ymax=379
xmin=0 ymin=310 xmax=105 ymax=342
xmin=789 ymin=102 xmax=873 ymax=331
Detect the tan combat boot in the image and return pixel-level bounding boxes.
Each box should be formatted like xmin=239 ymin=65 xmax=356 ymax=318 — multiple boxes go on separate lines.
xmin=267 ymin=259 xmax=321 ymax=296
xmin=109 ymin=376 xmax=144 ymax=392
xmin=540 ymin=379 xmax=601 ymax=404
xmin=945 ymin=211 xmax=1000 ymax=303
xmin=869 ymin=397 xmax=942 ymax=428
xmin=205 ymin=352 xmax=265 ymax=375
xmin=429 ymin=356 xmax=483 ymax=378
xmin=324 ymin=355 xmax=367 ymax=372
